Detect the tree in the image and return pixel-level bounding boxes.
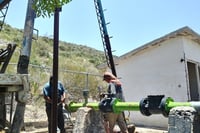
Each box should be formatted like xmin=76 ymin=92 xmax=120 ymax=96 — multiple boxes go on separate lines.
xmin=33 ymin=0 xmax=72 ymax=17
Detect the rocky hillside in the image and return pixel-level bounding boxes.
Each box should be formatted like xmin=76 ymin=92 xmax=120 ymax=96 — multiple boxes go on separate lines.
xmin=0 ymin=23 xmax=109 ymax=103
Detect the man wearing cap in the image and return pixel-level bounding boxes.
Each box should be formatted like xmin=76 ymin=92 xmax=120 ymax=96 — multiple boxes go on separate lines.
xmin=103 ymin=72 xmax=128 ymax=133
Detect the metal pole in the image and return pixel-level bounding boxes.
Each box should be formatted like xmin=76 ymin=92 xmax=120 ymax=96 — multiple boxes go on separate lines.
xmin=51 ymin=7 xmax=61 ymax=133
xmin=11 ymin=0 xmax=35 ymax=132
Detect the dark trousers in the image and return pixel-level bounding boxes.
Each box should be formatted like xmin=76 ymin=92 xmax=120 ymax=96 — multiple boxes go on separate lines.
xmin=46 ymin=104 xmax=66 ymax=133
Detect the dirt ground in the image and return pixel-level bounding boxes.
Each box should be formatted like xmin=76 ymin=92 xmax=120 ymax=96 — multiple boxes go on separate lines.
xmin=19 ymin=127 xmax=168 ymax=133
xmin=135 ymin=127 xmax=167 ymax=133
xmin=0 ymin=122 xmax=168 ymax=132
xmin=0 ymin=123 xmax=168 ymax=133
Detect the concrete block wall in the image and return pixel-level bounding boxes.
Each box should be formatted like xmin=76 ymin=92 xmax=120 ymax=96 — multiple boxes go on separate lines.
xmin=168 ymin=106 xmax=200 ymax=133
xmin=73 ymin=107 xmax=106 ymax=133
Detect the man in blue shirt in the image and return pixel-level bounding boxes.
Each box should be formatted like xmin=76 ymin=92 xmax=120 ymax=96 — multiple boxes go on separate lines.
xmin=43 ymin=76 xmax=66 ymax=133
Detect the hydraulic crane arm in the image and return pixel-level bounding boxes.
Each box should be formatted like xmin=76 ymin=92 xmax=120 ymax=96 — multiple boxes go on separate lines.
xmin=0 ymin=0 xmax=11 ymax=9
xmin=93 ymin=1 xmax=135 ymax=130
xmin=94 ymin=0 xmax=117 ymax=76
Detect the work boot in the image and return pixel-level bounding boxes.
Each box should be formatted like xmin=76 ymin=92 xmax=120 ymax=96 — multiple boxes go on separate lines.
xmin=127 ymin=123 xmax=135 ymax=133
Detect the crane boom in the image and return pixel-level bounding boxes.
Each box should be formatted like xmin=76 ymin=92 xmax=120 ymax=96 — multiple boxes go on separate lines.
xmin=93 ymin=1 xmax=137 ymax=132
xmin=94 ymin=0 xmax=117 ymax=77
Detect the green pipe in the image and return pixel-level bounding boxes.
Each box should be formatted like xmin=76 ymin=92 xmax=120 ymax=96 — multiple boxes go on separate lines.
xmin=67 ymin=102 xmax=99 ymax=112
xmin=164 ymin=97 xmax=192 ymax=112
xmin=67 ymin=99 xmax=140 ymax=113
xmin=112 ymin=99 xmax=140 ymax=113
xmin=167 ymin=102 xmax=191 ymax=111
xmin=66 ymin=96 xmax=200 ymax=117
xmin=164 ymin=97 xmax=200 ymax=112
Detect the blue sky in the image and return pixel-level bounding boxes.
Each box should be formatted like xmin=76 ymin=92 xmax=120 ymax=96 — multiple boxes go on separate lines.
xmin=5 ymin=0 xmax=200 ymax=56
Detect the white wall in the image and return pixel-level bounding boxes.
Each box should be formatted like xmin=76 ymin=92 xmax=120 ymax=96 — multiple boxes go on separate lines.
xmin=116 ymin=37 xmax=189 ymax=128
xmin=183 ymin=38 xmax=200 ymax=62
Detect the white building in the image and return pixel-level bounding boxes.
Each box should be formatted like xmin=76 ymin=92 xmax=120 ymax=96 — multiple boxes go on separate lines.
xmin=115 ymin=26 xmax=200 ymax=128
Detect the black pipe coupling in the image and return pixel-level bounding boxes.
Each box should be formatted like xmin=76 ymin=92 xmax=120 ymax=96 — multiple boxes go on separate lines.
xmin=139 ymin=95 xmax=169 ymax=117
xmin=99 ymin=97 xmax=116 ymax=113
